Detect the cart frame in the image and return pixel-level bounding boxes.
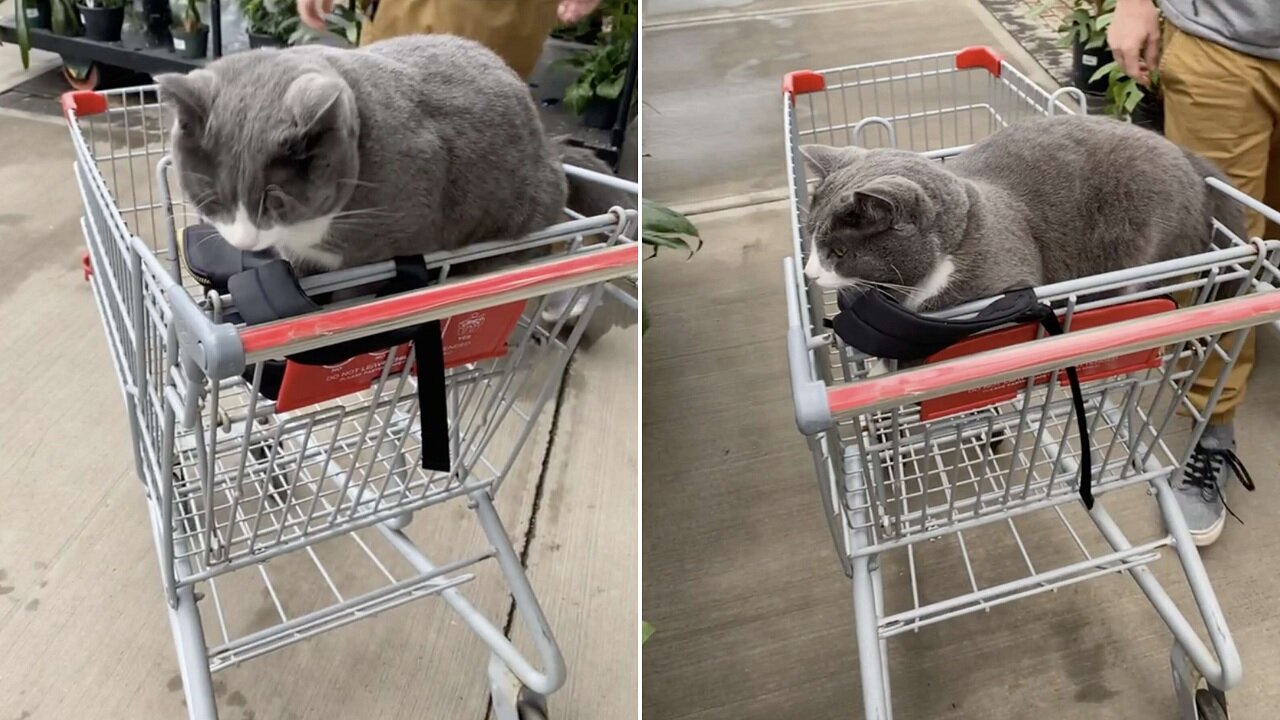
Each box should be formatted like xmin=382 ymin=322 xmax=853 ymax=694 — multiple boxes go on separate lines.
xmin=63 ymin=85 xmax=637 ymax=720
xmin=781 ymin=46 xmax=1280 ymax=719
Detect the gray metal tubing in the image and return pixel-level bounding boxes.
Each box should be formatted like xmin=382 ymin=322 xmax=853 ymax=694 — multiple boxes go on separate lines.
xmin=377 ymin=490 xmax=567 ymax=696
xmin=784 ymin=257 xmax=833 ymax=434
xmin=169 ymin=585 xmax=218 ymax=720
xmin=562 ymin=163 xmax=639 ymax=195
xmin=853 ymin=555 xmax=891 ymax=720
xmin=1089 ymin=496 xmax=1241 ymax=690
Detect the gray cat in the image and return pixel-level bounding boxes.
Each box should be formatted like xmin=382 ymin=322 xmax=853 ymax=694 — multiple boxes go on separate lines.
xmin=158 ymin=34 xmax=622 ymax=274
xmin=801 ymin=114 xmax=1245 ymax=311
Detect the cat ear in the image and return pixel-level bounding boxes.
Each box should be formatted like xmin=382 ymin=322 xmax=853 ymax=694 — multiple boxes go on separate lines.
xmin=799 ymin=145 xmax=861 ymax=179
xmin=284 ymin=73 xmax=355 ymax=136
xmin=833 ymin=190 xmax=896 ymax=233
xmin=157 ymin=70 xmax=217 ymax=130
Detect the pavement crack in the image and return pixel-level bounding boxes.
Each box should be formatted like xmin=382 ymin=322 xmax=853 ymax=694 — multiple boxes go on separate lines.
xmin=483 ymin=349 xmax=575 ymax=720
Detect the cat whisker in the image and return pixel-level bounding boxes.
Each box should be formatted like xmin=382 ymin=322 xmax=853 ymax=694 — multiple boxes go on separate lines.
xmin=331 ymin=207 xmax=400 ymax=218
xmin=336 ymin=178 xmax=381 ymax=189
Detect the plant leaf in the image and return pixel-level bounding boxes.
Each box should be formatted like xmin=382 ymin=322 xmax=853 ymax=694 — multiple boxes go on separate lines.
xmin=596 ymin=74 xmax=624 ymax=100
xmin=642 ymin=199 xmax=700 ymax=238
xmin=642 ymin=622 xmax=655 ymax=644
xmin=14 ymin=0 xmax=30 ymax=69
xmin=1123 ymin=85 xmax=1144 ymax=113
xmin=1089 ymin=60 xmax=1118 ymax=83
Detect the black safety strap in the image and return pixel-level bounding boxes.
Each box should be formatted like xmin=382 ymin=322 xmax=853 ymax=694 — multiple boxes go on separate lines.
xmin=412 ymin=317 xmax=450 ymax=472
xmin=828 ymin=288 xmax=1094 ymax=509
xmin=230 ymin=256 xmax=451 ymax=474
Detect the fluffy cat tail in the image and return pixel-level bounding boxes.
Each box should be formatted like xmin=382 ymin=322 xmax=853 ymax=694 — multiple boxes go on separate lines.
xmin=552 ymin=136 xmax=636 ymax=218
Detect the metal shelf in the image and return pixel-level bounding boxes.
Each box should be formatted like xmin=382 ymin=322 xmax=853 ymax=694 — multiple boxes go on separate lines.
xmin=0 ymin=23 xmax=205 ymax=74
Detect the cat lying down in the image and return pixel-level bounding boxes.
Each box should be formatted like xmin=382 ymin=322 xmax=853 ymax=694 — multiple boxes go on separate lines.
xmin=158 ymin=34 xmax=629 ymax=276
xmin=800 ymin=114 xmax=1246 ymax=312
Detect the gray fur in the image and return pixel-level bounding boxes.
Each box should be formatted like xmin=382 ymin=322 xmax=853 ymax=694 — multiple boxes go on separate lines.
xmin=802 ymin=114 xmax=1245 ymax=310
xmin=158 ymin=35 xmax=618 ymax=273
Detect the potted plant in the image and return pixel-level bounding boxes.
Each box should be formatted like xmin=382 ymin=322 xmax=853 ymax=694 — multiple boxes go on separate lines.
xmin=14 ymin=0 xmax=52 ymax=30
xmin=78 ymin=0 xmax=124 ymax=41
xmin=170 ymin=0 xmax=205 ymax=58
xmin=1042 ymin=0 xmax=1163 ymax=131
xmin=321 ymin=0 xmax=366 ymax=46
xmin=1 ymin=0 xmax=79 ymax=68
xmin=241 ymin=0 xmax=298 ymax=47
xmin=562 ymin=0 xmax=635 ymax=130
xmin=1047 ymin=0 xmax=1115 ymax=94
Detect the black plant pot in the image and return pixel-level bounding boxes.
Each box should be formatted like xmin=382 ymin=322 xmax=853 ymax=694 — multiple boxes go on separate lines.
xmin=1129 ymin=92 xmax=1165 ymax=134
xmin=140 ymin=0 xmax=171 ymax=46
xmin=582 ymin=96 xmax=621 ymax=131
xmin=1071 ymin=38 xmax=1114 ymax=95
xmin=79 ymin=4 xmax=124 ymax=42
xmin=248 ymin=32 xmax=286 ymax=48
xmin=171 ymin=24 xmax=208 ymax=58
xmin=19 ymin=0 xmax=52 ymax=29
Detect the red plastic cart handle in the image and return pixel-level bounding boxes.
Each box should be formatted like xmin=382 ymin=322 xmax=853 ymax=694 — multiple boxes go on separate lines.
xmin=239 ymin=243 xmax=637 ymax=361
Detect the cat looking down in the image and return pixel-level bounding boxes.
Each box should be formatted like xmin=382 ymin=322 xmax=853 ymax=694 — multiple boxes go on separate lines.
xmin=158 ymin=34 xmax=621 ymax=274
xmin=801 ymin=114 xmax=1245 ymax=311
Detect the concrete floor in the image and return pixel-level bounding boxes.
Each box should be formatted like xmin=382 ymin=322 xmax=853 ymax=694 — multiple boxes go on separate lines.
xmin=642 ymin=1 xmax=1280 ymax=719
xmin=0 ymin=49 xmax=637 ymax=720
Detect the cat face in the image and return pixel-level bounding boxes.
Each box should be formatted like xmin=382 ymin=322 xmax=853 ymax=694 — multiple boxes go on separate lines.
xmin=158 ymin=57 xmax=360 ymax=268
xmin=800 ymin=145 xmax=952 ymax=307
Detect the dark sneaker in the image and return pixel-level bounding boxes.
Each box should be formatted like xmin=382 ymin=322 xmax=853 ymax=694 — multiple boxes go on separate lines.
xmin=1175 ymin=426 xmax=1255 ymax=547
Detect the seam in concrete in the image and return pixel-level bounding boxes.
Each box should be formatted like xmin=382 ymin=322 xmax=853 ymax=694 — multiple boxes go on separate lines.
xmin=644 ymin=0 xmax=926 ymax=30
xmin=0 ymin=106 xmax=65 ymax=126
xmin=668 ymin=188 xmax=792 ymax=218
xmin=484 ymin=350 xmax=575 ymax=718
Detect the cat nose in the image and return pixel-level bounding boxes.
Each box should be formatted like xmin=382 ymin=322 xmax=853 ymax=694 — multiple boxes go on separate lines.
xmin=213 ymin=207 xmax=268 ymax=251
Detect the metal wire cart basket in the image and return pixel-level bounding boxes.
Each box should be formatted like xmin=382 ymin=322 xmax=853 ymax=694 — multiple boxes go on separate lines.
xmin=63 ymin=86 xmax=637 ymax=720
xmin=782 ymin=46 xmax=1280 ymax=719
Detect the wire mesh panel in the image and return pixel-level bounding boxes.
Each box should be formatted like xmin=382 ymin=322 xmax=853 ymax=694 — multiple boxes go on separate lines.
xmin=781 ymin=48 xmax=1277 ymax=552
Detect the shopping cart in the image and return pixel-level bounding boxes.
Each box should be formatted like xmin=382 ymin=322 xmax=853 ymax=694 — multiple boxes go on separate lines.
xmin=62 ymin=86 xmax=637 ymax=720
xmin=782 ymin=47 xmax=1280 ymax=719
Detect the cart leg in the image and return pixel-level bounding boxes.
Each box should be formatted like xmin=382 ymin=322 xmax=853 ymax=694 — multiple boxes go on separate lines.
xmin=490 ymin=653 xmax=522 ymax=720
xmin=871 ymin=560 xmax=893 ymax=719
xmin=853 ymin=554 xmax=891 ymax=720
xmin=168 ymin=585 xmax=218 ymax=720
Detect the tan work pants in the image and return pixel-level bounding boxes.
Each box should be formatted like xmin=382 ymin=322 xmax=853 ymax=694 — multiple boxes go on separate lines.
xmin=1161 ymin=23 xmax=1280 ymax=423
xmin=361 ymin=0 xmax=560 ymax=79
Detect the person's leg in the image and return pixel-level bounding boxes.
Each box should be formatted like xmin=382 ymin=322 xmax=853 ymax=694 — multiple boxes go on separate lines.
xmin=1160 ymin=23 xmax=1274 ymax=544
xmin=360 ymin=0 xmax=559 ymax=79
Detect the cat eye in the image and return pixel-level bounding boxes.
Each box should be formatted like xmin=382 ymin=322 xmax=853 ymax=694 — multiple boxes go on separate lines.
xmin=831 ymin=247 xmax=846 ymax=258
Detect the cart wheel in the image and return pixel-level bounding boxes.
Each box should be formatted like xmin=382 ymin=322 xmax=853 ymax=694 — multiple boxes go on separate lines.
xmin=516 ymin=687 xmax=548 ymax=720
xmin=1196 ymin=688 xmax=1228 ymax=719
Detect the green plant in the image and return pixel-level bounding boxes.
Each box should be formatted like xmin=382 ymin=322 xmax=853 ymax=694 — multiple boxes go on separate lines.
xmin=323 ymin=0 xmax=368 ymax=46
xmin=1090 ymin=61 xmax=1157 ymax=117
xmin=1038 ymin=0 xmax=1160 ymax=118
xmin=561 ymin=0 xmax=635 ymax=115
xmin=642 ymin=622 xmax=654 ymax=644
xmin=641 ymin=199 xmax=703 ymax=334
xmin=241 ymin=0 xmax=299 ymax=41
xmin=1 ymin=0 xmax=80 ymax=68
